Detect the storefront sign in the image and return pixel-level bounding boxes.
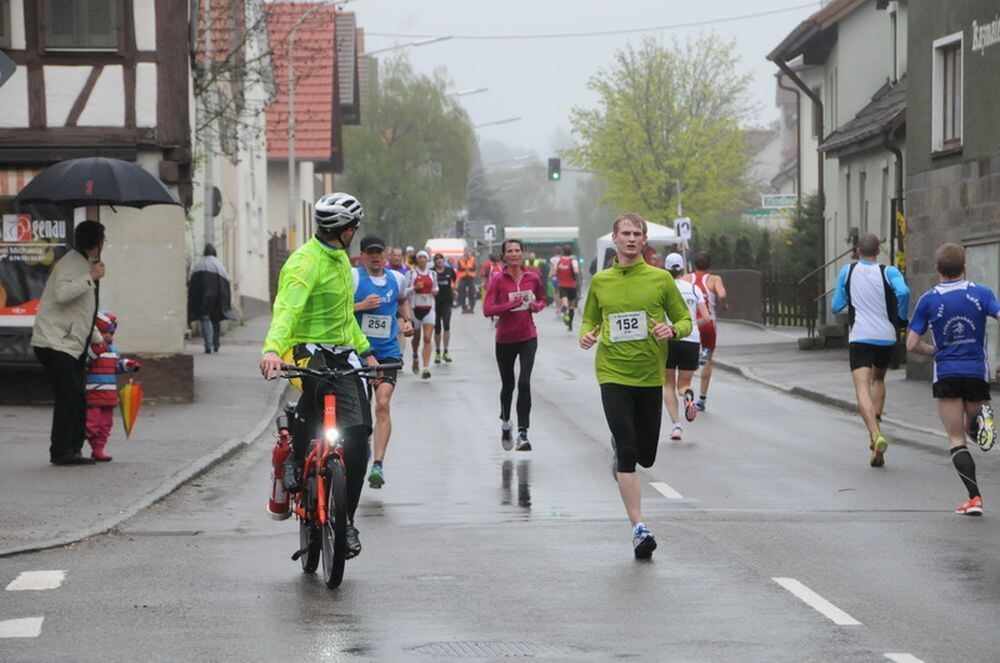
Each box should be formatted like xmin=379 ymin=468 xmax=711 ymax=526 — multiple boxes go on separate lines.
xmin=0 ymin=212 xmax=71 ymax=324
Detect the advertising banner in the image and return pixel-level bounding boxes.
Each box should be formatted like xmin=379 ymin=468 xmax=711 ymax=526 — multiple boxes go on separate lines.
xmin=0 ymin=207 xmax=72 ymax=327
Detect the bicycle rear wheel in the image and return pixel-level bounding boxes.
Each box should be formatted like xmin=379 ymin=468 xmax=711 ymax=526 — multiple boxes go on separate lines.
xmin=321 ymin=457 xmax=348 ymax=589
xmin=299 ymin=473 xmax=320 ymax=573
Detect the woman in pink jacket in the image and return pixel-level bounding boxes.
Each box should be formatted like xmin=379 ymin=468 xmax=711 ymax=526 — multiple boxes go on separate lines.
xmin=483 ymin=239 xmax=547 ymax=451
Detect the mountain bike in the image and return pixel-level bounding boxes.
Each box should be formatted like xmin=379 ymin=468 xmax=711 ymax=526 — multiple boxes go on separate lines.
xmin=277 ymin=360 xmax=401 ymax=589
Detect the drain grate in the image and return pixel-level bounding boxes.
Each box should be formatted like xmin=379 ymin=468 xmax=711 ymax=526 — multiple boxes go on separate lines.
xmin=408 ymin=641 xmax=581 ymax=658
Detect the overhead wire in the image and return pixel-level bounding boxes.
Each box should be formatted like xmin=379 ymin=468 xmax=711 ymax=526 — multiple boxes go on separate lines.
xmin=365 ymin=2 xmax=821 ymax=41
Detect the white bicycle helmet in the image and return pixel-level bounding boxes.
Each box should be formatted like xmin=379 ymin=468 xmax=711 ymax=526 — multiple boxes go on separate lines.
xmin=314 ymin=192 xmax=364 ymax=230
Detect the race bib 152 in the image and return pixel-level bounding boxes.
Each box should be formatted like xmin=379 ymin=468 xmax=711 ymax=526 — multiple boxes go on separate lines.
xmin=608 ymin=311 xmax=648 ymax=343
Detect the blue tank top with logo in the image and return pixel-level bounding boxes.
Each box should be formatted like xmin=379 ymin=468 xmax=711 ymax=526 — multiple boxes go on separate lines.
xmin=354 ymin=268 xmax=402 ymax=361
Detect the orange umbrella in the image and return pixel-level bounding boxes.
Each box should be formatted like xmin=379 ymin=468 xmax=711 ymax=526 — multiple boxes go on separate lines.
xmin=119 ymin=380 xmax=143 ymax=439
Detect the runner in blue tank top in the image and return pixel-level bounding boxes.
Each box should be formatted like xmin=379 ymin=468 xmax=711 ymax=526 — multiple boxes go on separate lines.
xmin=353 ymin=236 xmax=413 ymax=489
xmin=907 ymin=243 xmax=1000 ymax=516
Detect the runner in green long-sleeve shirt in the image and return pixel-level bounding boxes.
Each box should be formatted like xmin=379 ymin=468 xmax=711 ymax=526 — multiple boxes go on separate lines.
xmin=579 ymin=212 xmax=691 ymax=560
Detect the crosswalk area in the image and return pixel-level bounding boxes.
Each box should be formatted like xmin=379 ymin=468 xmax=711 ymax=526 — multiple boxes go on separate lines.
xmin=1 ymin=570 xmax=67 ymax=639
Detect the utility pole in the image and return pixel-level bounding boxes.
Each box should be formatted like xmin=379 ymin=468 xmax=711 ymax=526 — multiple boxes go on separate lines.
xmin=202 ymin=0 xmax=215 ymax=247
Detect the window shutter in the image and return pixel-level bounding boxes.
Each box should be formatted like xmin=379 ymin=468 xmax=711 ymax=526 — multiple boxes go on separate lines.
xmin=84 ymin=0 xmax=117 ymax=48
xmin=46 ymin=0 xmax=78 ymax=47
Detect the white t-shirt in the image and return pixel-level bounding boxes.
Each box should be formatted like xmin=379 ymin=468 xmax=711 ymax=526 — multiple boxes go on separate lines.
xmin=671 ymin=279 xmax=703 ymax=345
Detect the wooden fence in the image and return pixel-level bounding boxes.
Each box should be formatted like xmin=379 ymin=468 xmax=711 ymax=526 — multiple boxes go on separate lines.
xmin=762 ymin=276 xmax=818 ymax=336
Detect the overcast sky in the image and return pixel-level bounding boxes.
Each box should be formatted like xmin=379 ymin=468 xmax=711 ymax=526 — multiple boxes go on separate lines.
xmin=352 ymin=0 xmax=822 ymax=158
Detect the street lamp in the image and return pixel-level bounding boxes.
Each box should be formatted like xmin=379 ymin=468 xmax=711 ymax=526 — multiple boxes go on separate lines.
xmin=365 ymin=35 xmax=452 ymax=56
xmin=473 ymin=116 xmax=523 ymax=129
xmin=448 ymin=87 xmax=489 ymax=98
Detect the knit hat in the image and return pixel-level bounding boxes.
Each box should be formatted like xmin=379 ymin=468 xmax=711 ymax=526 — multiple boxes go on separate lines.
xmin=95 ymin=311 xmax=118 ymax=334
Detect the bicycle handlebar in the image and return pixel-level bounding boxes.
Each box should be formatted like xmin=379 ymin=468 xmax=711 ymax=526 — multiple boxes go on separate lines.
xmin=279 ymin=361 xmax=403 ymax=380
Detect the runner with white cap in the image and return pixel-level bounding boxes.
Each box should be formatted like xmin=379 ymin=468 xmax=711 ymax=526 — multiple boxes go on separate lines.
xmin=663 ymin=252 xmax=710 ymax=441
xmin=407 ymin=250 xmax=438 ymax=379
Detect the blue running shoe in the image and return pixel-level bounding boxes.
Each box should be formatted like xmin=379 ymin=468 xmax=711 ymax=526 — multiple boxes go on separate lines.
xmin=632 ymin=523 xmax=657 ymax=559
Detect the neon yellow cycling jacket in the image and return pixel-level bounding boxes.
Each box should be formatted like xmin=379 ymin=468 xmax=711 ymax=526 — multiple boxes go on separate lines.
xmin=262 ymin=237 xmax=371 ymax=358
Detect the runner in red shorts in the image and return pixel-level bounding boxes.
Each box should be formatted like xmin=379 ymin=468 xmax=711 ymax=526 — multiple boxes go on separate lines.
xmin=684 ymin=251 xmax=727 ymax=412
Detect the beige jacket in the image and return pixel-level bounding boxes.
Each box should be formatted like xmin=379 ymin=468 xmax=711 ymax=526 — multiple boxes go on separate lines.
xmin=31 ymin=250 xmax=98 ymax=358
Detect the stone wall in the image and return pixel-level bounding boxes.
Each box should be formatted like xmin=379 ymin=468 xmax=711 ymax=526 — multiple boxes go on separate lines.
xmin=904 ymin=154 xmax=1000 ymax=380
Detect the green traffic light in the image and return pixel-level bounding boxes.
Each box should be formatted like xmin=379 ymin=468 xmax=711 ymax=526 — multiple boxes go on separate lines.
xmin=552 ymin=172 xmax=560 ymax=180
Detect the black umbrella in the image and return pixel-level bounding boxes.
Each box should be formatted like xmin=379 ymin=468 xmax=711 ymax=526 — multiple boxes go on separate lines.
xmin=14 ymin=156 xmax=180 ymax=209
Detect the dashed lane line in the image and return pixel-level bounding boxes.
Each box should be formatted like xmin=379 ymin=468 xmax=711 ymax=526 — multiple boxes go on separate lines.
xmin=772 ymin=577 xmax=861 ymax=626
xmin=650 ymin=481 xmax=684 ymax=500
xmin=0 ymin=617 xmax=44 ymax=638
xmin=885 ymin=655 xmax=925 ymax=663
xmin=6 ymin=570 xmax=67 ymax=591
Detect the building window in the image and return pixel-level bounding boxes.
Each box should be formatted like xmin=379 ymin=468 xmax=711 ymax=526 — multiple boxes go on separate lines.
xmin=890 ymin=10 xmax=898 ymax=83
xmin=932 ymin=32 xmax=963 ymax=153
xmin=811 ymin=87 xmax=822 ymax=138
xmin=859 ymin=170 xmax=867 ymax=233
xmin=44 ymin=0 xmax=118 ymax=50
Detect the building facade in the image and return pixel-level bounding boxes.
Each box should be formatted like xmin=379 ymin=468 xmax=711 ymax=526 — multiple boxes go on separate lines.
xmin=0 ymin=0 xmax=194 ymax=399
xmin=905 ymin=0 xmax=1000 ymax=379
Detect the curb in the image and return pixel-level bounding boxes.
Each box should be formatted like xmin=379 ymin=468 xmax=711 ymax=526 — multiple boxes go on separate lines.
xmin=713 ymin=358 xmax=946 ymax=449
xmin=0 ymin=379 xmax=287 ymax=559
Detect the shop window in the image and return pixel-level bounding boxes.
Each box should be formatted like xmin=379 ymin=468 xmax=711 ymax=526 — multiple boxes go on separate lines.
xmin=44 ymin=0 xmax=118 ymax=50
xmin=932 ymin=32 xmax=963 ymax=153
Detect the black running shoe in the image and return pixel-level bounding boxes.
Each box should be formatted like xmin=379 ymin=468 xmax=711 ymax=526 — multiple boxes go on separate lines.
xmin=346 ymin=522 xmax=362 ymax=559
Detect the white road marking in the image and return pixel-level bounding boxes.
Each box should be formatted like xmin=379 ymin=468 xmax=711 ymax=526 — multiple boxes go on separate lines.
xmin=650 ymin=481 xmax=684 ymax=500
xmin=885 ymin=654 xmax=925 ymax=663
xmin=772 ymin=577 xmax=861 ymax=626
xmin=6 ymin=570 xmax=67 ymax=591
xmin=0 ymin=617 xmax=44 ymax=638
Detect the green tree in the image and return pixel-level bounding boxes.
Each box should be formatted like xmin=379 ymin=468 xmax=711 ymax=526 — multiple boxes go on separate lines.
xmin=754 ymin=229 xmax=773 ymax=274
xmin=734 ymin=235 xmax=753 ymax=269
xmin=341 ymin=56 xmax=475 ymax=245
xmin=779 ymin=194 xmax=821 ymax=279
xmin=566 ymin=35 xmax=754 ymax=225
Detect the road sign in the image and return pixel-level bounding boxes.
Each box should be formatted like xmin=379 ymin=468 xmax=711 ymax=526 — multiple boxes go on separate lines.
xmin=761 ymin=193 xmax=797 ymax=209
xmin=673 ymin=217 xmax=692 ymax=241
xmin=484 ymin=224 xmax=497 ymax=242
xmin=0 ymin=51 xmax=15 ymax=89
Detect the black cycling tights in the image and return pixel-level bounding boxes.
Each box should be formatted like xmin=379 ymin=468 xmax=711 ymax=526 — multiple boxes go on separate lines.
xmin=495 ymin=337 xmax=537 ymax=431
xmin=291 ymin=348 xmax=372 ymax=521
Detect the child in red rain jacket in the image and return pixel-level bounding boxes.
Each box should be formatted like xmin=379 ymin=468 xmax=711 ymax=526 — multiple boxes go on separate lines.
xmin=85 ymin=311 xmax=140 ymax=461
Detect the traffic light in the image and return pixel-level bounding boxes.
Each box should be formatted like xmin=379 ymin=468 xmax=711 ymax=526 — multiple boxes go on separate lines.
xmin=547 ymin=157 xmax=561 ymax=181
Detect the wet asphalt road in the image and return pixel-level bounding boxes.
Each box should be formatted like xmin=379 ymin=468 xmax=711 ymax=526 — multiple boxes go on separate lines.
xmin=3 ymin=311 xmax=999 ymax=662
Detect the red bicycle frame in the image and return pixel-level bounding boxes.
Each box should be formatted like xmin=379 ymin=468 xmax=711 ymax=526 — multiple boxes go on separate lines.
xmin=294 ymin=393 xmax=342 ymax=525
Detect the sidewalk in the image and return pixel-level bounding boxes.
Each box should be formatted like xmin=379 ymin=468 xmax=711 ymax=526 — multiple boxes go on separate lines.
xmin=0 ymin=316 xmax=284 ymax=557
xmin=712 ymin=321 xmax=946 ymax=441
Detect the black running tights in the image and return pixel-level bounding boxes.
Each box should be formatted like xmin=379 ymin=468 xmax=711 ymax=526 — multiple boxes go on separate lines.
xmin=495 ymin=338 xmax=537 ymax=430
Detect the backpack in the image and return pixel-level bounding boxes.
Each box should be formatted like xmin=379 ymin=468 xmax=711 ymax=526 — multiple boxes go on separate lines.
xmin=844 ymin=262 xmax=904 ymax=331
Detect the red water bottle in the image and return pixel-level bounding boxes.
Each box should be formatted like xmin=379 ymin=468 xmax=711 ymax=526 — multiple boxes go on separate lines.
xmin=268 ymin=432 xmax=292 ymax=520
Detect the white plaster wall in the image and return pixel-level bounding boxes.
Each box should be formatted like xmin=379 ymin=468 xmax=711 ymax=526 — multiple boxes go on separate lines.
xmin=0 ymin=67 xmax=29 ymax=127
xmin=797 ymin=66 xmax=824 ymax=196
xmin=750 ymin=134 xmax=783 ymax=192
xmin=267 ymin=162 xmax=290 ymax=238
xmin=132 ymin=0 xmax=157 ymax=51
xmin=828 ymin=4 xmax=894 ymax=132
xmin=98 ymin=152 xmax=186 ymax=354
xmin=10 ymin=0 xmax=25 ymax=49
xmin=135 ymin=63 xmax=157 ymax=127
xmin=43 ymin=66 xmax=91 ymax=127
xmin=77 ymin=66 xmax=125 ymax=127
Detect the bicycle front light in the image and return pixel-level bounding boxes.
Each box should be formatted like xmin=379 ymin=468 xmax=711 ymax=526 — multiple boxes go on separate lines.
xmin=324 ymin=428 xmax=339 ymax=443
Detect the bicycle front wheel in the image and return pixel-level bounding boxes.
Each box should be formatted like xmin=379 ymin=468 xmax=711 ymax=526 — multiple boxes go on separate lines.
xmin=321 ymin=457 xmax=348 ymax=589
xmin=300 ymin=473 xmax=321 ymax=574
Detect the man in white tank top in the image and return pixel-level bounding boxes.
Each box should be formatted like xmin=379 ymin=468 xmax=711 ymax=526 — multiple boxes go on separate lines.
xmin=831 ymin=233 xmax=910 ymax=467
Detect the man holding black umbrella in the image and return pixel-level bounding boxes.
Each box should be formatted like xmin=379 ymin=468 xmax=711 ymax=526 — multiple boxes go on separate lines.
xmin=31 ymin=220 xmax=106 ymax=465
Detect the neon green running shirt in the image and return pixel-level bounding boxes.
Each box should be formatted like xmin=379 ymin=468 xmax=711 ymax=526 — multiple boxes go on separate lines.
xmin=262 ymin=236 xmax=371 ymax=358
xmin=580 ymin=258 xmax=692 ymax=387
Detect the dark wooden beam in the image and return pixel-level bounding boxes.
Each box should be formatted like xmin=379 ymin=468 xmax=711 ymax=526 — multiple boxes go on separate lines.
xmin=155 ymin=0 xmax=191 ymax=149
xmin=65 ymin=66 xmax=104 ymax=127
xmin=23 ymin=1 xmax=45 ymax=128
xmin=122 ymin=0 xmax=136 ymax=128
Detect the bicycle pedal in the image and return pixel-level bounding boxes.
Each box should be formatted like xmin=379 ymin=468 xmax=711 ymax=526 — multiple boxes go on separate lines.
xmin=290 ymin=546 xmax=310 ymax=561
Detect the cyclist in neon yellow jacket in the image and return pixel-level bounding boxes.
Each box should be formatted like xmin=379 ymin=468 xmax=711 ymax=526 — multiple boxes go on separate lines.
xmin=260 ymin=193 xmax=377 ymax=559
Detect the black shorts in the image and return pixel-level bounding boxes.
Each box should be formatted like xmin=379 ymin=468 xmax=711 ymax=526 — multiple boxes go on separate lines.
xmin=849 ymin=342 xmax=895 ymax=371
xmin=435 ymin=297 xmax=452 ymax=332
xmin=932 ymin=377 xmax=992 ymax=402
xmin=558 ymin=286 xmax=578 ymax=302
xmin=372 ymin=355 xmax=401 ymax=386
xmin=666 ymin=340 xmax=699 ymax=371
xmin=600 ymin=383 xmax=662 ymax=473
